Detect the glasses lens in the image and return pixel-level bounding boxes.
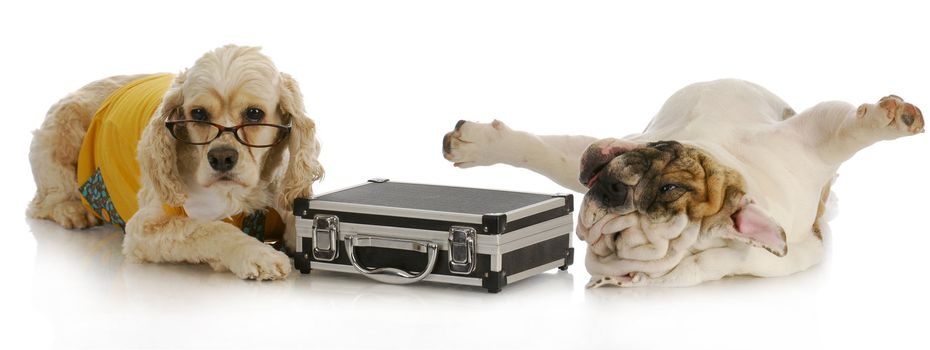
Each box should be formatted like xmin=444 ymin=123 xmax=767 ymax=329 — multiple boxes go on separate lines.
xmin=169 ymin=121 xmax=219 ymax=144
xmin=236 ymin=124 xmax=288 ymax=147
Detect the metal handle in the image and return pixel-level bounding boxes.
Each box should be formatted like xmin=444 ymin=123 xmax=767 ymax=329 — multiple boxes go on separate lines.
xmin=344 ymin=235 xmax=439 ymax=285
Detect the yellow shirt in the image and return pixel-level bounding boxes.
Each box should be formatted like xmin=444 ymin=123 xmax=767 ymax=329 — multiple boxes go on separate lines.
xmin=76 ymin=74 xmax=283 ymax=241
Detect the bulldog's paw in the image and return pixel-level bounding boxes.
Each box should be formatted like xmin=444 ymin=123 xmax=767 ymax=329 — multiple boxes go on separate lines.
xmin=226 ymin=243 xmax=291 ymax=280
xmin=30 ymin=199 xmax=101 ymax=229
xmin=857 ymin=95 xmax=924 ymax=134
xmin=442 ymin=120 xmax=510 ymax=168
xmin=586 ymin=273 xmax=646 ymax=288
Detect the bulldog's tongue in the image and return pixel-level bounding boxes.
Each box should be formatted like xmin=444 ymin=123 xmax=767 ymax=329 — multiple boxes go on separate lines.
xmin=586 ymin=172 xmax=602 ymax=189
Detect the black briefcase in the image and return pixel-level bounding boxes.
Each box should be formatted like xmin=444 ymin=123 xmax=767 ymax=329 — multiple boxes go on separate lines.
xmin=292 ymin=179 xmax=574 ymax=293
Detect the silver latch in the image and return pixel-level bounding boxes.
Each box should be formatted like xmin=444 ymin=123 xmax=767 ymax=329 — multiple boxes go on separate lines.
xmin=312 ymin=214 xmax=340 ymax=261
xmin=448 ymin=226 xmax=477 ymax=275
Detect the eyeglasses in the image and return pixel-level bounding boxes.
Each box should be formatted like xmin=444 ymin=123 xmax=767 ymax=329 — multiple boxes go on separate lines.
xmin=165 ymin=119 xmax=291 ymax=148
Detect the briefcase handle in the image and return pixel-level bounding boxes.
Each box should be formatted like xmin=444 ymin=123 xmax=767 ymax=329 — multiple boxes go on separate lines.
xmin=344 ymin=235 xmax=439 ymax=285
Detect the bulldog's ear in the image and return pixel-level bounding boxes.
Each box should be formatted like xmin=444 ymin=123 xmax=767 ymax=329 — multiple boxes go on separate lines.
xmin=707 ymin=193 xmax=787 ymax=257
xmin=730 ymin=198 xmax=788 ymax=256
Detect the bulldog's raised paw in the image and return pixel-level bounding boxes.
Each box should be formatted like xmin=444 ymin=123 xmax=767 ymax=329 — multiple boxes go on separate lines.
xmin=227 ymin=244 xmax=291 ymax=280
xmin=857 ymin=95 xmax=925 ymax=134
xmin=442 ymin=119 xmax=510 ymax=168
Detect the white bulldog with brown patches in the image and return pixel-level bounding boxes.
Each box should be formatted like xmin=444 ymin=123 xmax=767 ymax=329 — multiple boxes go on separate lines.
xmin=442 ymin=79 xmax=924 ymax=287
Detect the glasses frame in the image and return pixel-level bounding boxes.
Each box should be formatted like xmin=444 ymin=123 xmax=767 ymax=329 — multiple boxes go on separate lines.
xmin=164 ymin=118 xmax=292 ymax=148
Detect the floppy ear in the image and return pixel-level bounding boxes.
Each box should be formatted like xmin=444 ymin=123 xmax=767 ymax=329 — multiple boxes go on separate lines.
xmin=137 ymin=73 xmax=187 ymax=207
xmin=705 ymin=189 xmax=788 ymax=257
xmin=275 ymin=73 xmax=323 ymax=211
xmin=728 ymin=197 xmax=788 ymax=256
xmin=694 ymin=152 xmax=787 ymax=256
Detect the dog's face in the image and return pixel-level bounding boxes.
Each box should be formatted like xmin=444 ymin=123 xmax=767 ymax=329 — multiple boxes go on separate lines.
xmin=577 ymin=138 xmax=787 ymax=279
xmin=175 ymin=54 xmax=287 ymax=194
xmin=138 ymin=45 xmax=323 ymax=214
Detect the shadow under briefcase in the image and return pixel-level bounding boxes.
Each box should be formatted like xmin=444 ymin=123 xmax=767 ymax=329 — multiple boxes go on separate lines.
xmin=292 ymin=179 xmax=574 ymax=293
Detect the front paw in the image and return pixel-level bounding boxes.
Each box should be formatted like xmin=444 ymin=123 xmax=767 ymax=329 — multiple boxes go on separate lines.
xmin=586 ymin=273 xmax=646 ymax=288
xmin=857 ymin=95 xmax=924 ymax=134
xmin=442 ymin=119 xmax=509 ymax=168
xmin=226 ymin=243 xmax=292 ymax=280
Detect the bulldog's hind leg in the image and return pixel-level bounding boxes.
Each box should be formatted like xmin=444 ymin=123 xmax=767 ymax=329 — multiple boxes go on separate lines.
xmin=442 ymin=120 xmax=596 ymax=193
xmin=788 ymin=96 xmax=924 ymax=164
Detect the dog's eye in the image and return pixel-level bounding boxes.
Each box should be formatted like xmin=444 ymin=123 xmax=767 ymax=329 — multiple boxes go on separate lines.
xmin=245 ymin=107 xmax=265 ymax=122
xmin=190 ymin=108 xmax=209 ymax=121
xmin=657 ymin=183 xmax=688 ymax=202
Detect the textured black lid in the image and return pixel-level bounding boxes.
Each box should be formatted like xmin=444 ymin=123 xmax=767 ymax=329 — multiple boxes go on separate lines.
xmin=312 ymin=181 xmax=554 ymax=215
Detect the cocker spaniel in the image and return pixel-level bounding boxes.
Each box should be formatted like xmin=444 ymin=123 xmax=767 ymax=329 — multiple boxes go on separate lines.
xmin=28 ymin=45 xmax=323 ymax=280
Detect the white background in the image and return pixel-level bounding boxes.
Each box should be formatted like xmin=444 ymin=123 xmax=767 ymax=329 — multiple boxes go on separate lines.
xmin=1 ymin=1 xmax=928 ymax=349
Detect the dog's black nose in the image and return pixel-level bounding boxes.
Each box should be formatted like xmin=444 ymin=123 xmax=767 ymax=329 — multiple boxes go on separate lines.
xmin=590 ymin=171 xmax=628 ymax=208
xmin=208 ymin=147 xmax=238 ymax=172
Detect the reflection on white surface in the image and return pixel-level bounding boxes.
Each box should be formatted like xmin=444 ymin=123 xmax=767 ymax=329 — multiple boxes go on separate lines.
xmin=20 ymin=216 xmax=832 ymax=349
xmin=24 ymin=217 xmax=583 ymax=348
xmin=16 ymin=196 xmax=930 ymax=350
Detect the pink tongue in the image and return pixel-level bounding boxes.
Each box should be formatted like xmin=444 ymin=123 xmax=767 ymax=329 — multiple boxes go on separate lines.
xmin=586 ymin=172 xmax=601 ymax=189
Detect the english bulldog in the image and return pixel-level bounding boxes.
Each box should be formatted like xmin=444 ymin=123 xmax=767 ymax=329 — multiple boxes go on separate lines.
xmin=442 ymin=79 xmax=924 ymax=287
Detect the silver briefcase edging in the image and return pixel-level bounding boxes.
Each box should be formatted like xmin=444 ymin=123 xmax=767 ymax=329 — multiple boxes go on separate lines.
xmin=292 ymin=179 xmax=574 ymax=293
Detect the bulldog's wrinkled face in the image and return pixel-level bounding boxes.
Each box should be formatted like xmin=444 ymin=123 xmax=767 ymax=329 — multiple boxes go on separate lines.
xmin=577 ymin=138 xmax=787 ymax=280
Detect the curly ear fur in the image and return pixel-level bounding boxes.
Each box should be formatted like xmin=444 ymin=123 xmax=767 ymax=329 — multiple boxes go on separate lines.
xmin=275 ymin=73 xmax=323 ymax=211
xmin=137 ymin=73 xmax=187 ymax=207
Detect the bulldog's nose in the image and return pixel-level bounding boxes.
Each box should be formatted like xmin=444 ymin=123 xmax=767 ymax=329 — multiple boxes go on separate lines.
xmin=590 ymin=172 xmax=628 ymax=208
xmin=208 ymin=147 xmax=238 ymax=172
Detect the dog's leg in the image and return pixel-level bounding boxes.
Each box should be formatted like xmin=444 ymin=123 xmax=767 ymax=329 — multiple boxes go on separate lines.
xmin=588 ymin=247 xmax=747 ymax=288
xmin=740 ymin=235 xmax=825 ymax=278
xmin=786 ymin=96 xmax=924 ymax=164
xmin=590 ymin=234 xmax=825 ymax=288
xmin=442 ymin=120 xmax=596 ymax=193
xmin=28 ymin=75 xmax=142 ymax=229
xmin=124 ymin=206 xmax=291 ymax=280
xmin=28 ymin=95 xmax=103 ymax=229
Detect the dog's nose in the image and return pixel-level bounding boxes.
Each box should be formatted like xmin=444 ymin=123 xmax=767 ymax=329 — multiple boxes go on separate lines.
xmin=207 ymin=147 xmax=238 ymax=172
xmin=590 ymin=172 xmax=628 ymax=208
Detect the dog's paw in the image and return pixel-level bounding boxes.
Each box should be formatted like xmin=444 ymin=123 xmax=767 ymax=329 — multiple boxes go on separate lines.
xmin=442 ymin=120 xmax=510 ymax=168
xmin=857 ymin=95 xmax=924 ymax=134
xmin=29 ymin=199 xmax=100 ymax=229
xmin=227 ymin=243 xmax=292 ymax=280
xmin=586 ymin=273 xmax=646 ymax=288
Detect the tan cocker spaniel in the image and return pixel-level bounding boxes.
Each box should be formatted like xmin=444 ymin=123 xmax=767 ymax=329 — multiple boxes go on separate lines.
xmin=28 ymin=45 xmax=323 ymax=280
